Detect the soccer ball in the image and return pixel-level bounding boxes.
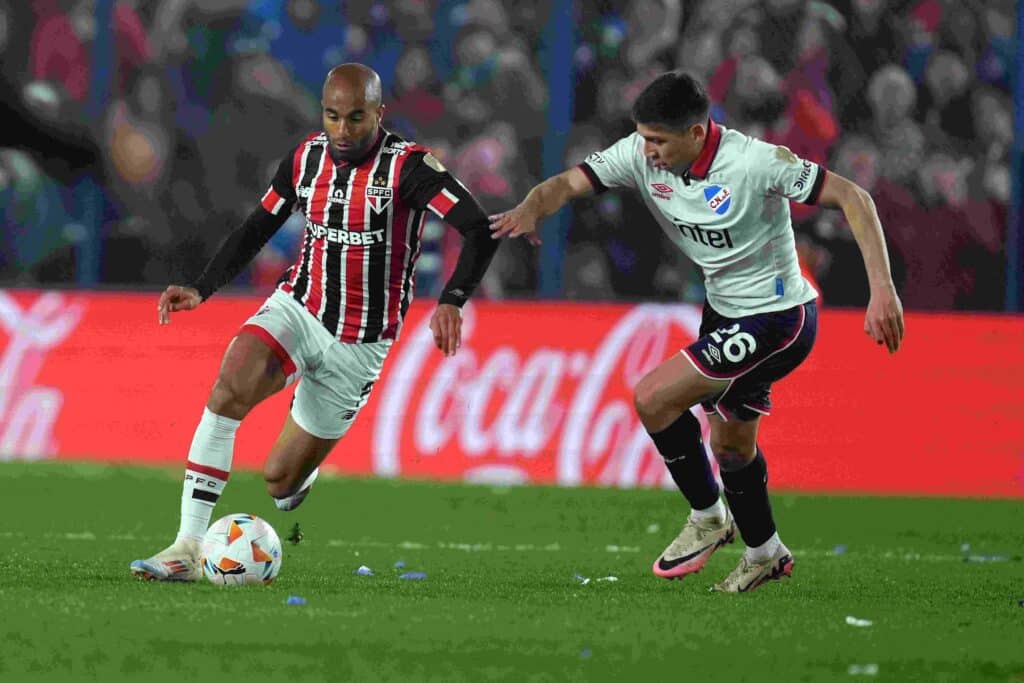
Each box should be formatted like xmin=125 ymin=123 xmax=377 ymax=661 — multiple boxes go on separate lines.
xmin=200 ymin=513 xmax=283 ymax=585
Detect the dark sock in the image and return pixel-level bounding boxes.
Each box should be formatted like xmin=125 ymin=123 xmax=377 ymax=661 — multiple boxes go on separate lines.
xmin=721 ymin=446 xmax=776 ymax=547
xmin=648 ymin=411 xmax=720 ymax=510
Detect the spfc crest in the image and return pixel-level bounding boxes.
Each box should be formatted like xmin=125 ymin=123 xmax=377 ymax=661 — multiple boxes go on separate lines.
xmin=366 ymin=186 xmax=393 ymax=213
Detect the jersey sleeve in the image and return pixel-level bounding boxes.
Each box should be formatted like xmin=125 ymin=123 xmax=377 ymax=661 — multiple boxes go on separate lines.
xmin=259 ymin=149 xmax=299 ymax=216
xmin=746 ymin=139 xmax=827 ymax=205
xmin=398 ymin=150 xmax=500 ymax=307
xmin=576 ymin=133 xmax=642 ymax=192
xmin=398 ymin=150 xmax=483 ymax=224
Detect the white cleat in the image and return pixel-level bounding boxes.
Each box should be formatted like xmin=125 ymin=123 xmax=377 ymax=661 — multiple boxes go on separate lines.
xmin=129 ymin=538 xmax=201 ymax=582
xmin=712 ymin=542 xmax=794 ymax=593
xmin=653 ymin=510 xmax=736 ymax=580
xmin=274 ymin=468 xmax=318 ymax=511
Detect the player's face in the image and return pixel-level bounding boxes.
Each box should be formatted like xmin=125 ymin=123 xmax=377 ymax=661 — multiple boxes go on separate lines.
xmin=636 ymin=122 xmax=706 ymax=174
xmin=322 ymin=84 xmax=385 ymax=162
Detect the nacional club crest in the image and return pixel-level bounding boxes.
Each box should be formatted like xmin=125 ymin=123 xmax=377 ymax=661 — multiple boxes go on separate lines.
xmin=366 ymin=186 xmax=393 ymax=213
xmin=704 ymin=185 xmax=731 ymax=215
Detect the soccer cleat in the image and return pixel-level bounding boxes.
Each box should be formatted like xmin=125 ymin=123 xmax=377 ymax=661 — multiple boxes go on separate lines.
xmin=652 ymin=510 xmax=736 ymax=580
xmin=274 ymin=467 xmax=318 ymax=511
xmin=711 ymin=542 xmax=794 ymax=593
xmin=129 ymin=537 xmax=201 ymax=582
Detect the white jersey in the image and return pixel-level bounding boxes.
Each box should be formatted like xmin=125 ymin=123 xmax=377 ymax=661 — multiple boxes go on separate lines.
xmin=579 ymin=120 xmax=822 ymax=317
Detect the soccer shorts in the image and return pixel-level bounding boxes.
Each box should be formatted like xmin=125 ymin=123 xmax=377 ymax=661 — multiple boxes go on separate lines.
xmin=238 ymin=289 xmax=392 ymax=439
xmin=681 ymin=300 xmax=817 ymax=422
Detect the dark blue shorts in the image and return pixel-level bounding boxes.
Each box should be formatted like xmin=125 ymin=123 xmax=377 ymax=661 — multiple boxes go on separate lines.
xmin=681 ymin=300 xmax=817 ymax=421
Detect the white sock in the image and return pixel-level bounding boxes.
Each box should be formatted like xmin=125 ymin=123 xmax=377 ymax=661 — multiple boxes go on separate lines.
xmin=744 ymin=532 xmax=782 ymax=562
xmin=175 ymin=408 xmax=240 ymax=543
xmin=689 ymin=498 xmax=727 ymax=522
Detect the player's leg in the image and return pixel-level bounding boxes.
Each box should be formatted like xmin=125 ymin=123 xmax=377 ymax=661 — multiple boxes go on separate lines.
xmin=701 ymin=302 xmax=817 ymax=592
xmin=264 ymin=414 xmax=337 ymax=510
xmin=266 ymin=336 xmax=391 ymax=511
xmin=131 ymin=294 xmax=302 ymax=582
xmin=707 ymin=414 xmax=793 ymax=593
xmin=635 ymin=354 xmax=737 ymax=579
xmin=130 ymin=332 xmax=289 ymax=581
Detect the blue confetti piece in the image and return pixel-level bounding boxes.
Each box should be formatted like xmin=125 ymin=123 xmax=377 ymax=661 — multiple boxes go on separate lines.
xmin=394 ymin=561 xmax=406 ymax=568
xmin=399 ymin=572 xmax=427 ymax=580
xmin=285 ymin=596 xmax=306 ymax=606
xmin=832 ymin=544 xmax=848 ymax=555
xmin=580 ymin=649 xmax=592 ymax=659
xmin=354 ymin=565 xmax=374 ymax=576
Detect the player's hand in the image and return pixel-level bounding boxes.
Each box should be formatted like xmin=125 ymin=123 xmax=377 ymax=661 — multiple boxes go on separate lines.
xmin=429 ymin=303 xmax=463 ymax=357
xmin=489 ymin=205 xmax=543 ymax=246
xmin=157 ymin=285 xmax=202 ymax=325
xmin=864 ymin=283 xmax=904 ymax=353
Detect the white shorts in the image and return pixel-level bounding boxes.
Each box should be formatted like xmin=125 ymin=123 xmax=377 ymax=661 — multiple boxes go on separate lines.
xmin=239 ymin=289 xmax=392 ymax=439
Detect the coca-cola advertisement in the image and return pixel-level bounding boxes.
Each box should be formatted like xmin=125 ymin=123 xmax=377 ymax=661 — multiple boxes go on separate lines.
xmin=2 ymin=289 xmax=1023 ymax=498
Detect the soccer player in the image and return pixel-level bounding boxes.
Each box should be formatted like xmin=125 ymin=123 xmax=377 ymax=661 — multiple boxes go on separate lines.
xmin=130 ymin=63 xmax=500 ymax=581
xmin=490 ymin=71 xmax=904 ymax=592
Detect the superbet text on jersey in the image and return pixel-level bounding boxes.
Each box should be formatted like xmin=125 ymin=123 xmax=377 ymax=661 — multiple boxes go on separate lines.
xmin=579 ymin=120 xmax=824 ymax=318
xmin=258 ymin=132 xmax=465 ymax=344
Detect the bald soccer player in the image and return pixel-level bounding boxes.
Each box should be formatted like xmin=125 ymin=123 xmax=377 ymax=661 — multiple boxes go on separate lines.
xmin=131 ymin=64 xmax=501 ymax=581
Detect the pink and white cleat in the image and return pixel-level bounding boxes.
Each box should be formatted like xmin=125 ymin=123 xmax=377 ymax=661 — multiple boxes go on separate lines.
xmin=653 ymin=510 xmax=736 ymax=580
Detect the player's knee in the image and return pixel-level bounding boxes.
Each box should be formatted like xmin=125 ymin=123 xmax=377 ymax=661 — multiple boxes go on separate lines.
xmin=208 ymin=375 xmax=258 ymax=416
xmin=633 ymin=375 xmax=667 ymax=421
xmin=710 ymin=441 xmax=755 ymax=472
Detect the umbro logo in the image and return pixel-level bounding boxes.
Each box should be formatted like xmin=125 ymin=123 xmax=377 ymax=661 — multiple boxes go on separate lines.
xmin=651 ymin=182 xmax=673 ymax=200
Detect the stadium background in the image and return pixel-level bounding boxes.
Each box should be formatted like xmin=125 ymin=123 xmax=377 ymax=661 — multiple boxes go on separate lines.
xmin=0 ymin=0 xmax=1022 ymax=498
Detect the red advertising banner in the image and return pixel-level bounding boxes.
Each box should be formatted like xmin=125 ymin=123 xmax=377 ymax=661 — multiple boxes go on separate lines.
xmin=3 ymin=289 xmax=1022 ymax=497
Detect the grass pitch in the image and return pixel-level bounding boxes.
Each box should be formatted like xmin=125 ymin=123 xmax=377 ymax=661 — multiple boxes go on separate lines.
xmin=0 ymin=461 xmax=1021 ymax=682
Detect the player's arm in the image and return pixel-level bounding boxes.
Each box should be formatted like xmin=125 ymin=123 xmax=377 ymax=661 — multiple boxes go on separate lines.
xmin=488 ymin=166 xmax=595 ymax=244
xmin=816 ymin=170 xmax=905 ymax=353
xmin=399 ymin=152 xmax=502 ymax=356
xmin=158 ymin=153 xmax=297 ymax=325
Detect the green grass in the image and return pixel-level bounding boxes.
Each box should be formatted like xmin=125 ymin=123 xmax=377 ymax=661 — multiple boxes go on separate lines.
xmin=0 ymin=461 xmax=1022 ymax=682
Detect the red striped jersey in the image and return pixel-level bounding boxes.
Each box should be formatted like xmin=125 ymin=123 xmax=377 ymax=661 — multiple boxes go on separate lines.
xmin=259 ymin=129 xmax=470 ymax=343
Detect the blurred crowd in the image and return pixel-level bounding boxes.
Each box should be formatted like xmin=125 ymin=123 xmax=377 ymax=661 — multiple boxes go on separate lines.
xmin=0 ymin=0 xmax=1013 ymax=310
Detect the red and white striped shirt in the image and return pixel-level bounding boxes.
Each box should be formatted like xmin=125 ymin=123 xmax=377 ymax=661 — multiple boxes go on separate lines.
xmin=259 ymin=130 xmax=472 ymax=343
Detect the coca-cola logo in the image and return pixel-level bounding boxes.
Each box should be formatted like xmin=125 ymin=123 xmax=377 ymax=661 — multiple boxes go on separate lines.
xmin=372 ymin=303 xmax=717 ymax=489
xmin=0 ymin=292 xmax=84 ymax=459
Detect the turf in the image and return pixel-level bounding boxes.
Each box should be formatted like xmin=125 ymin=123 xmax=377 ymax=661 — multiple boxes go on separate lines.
xmin=0 ymin=461 xmax=1021 ymax=682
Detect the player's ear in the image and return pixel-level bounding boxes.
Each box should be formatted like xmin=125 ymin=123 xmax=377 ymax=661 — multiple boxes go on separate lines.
xmin=689 ymin=121 xmax=707 ymax=144
xmin=377 ymin=103 xmax=386 ymax=122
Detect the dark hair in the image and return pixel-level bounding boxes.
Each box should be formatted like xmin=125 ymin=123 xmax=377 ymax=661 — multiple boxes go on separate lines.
xmin=631 ymin=71 xmax=710 ymax=131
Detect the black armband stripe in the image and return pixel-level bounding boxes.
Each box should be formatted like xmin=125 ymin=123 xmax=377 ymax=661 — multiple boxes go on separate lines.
xmin=577 ymin=162 xmax=608 ymax=194
xmin=803 ymin=165 xmax=827 ymax=205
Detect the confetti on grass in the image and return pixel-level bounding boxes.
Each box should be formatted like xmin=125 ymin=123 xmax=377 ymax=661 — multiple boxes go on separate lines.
xmin=847 ymin=663 xmax=878 ymax=676
xmin=285 ymin=596 xmax=306 ymax=606
xmin=354 ymin=565 xmax=374 ymax=576
xmin=845 ymin=616 xmax=873 ymax=627
xmin=399 ymin=572 xmax=428 ymax=580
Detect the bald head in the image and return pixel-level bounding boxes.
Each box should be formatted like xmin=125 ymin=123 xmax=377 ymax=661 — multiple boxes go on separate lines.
xmin=321 ymin=63 xmax=385 ymax=162
xmin=324 ymin=63 xmax=382 ymax=106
